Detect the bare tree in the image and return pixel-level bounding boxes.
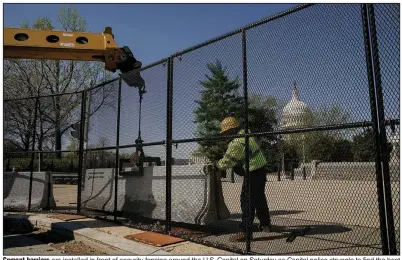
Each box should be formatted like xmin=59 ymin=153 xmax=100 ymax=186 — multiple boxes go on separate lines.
xmin=4 ymin=6 xmax=116 ymax=157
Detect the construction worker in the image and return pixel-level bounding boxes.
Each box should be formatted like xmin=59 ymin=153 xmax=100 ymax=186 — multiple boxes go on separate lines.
xmin=209 ymin=116 xmax=272 ymax=242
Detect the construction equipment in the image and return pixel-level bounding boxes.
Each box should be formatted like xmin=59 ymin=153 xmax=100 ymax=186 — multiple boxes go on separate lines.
xmin=4 ymin=26 xmax=149 ymax=172
xmin=4 ymin=26 xmax=144 ymax=88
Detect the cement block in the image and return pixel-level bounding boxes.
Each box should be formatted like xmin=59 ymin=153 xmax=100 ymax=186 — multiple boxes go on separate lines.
xmin=3 ymin=171 xmax=56 ymax=211
xmin=82 ymin=168 xmax=156 ymax=217
xmin=82 ymin=165 xmax=230 ymax=225
xmin=295 ymin=161 xmax=400 ymax=181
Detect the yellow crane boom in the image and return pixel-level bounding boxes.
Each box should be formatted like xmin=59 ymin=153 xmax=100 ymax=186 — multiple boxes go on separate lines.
xmin=4 ymin=26 xmax=144 ymax=87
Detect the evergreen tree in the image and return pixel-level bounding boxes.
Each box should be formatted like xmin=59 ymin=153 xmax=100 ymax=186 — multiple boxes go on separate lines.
xmin=192 ymin=60 xmax=280 ymax=165
xmin=193 ymin=60 xmax=243 ymax=161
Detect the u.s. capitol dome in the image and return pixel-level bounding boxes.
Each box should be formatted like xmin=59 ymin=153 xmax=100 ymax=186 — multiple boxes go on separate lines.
xmin=280 ymin=82 xmax=312 ymax=130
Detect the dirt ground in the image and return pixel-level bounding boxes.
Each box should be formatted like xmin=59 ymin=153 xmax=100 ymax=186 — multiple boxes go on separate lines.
xmin=6 ymin=225 xmax=107 ymax=255
xmin=33 ymin=229 xmax=107 ymax=255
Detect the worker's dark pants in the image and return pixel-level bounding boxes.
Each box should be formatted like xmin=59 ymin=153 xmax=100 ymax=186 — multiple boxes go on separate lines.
xmin=239 ymin=167 xmax=271 ymax=232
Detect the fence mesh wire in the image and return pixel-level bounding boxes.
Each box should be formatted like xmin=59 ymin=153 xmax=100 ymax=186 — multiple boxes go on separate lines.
xmin=86 ymin=80 xmax=119 ymax=149
xmin=4 ymin=91 xmax=84 ymax=212
xmin=82 ymin=149 xmax=118 ymax=214
xmin=115 ymin=145 xmax=166 ymax=221
xmin=79 ymin=79 xmax=119 ymax=216
xmin=373 ymin=4 xmax=400 ymax=121
xmin=167 ymin=140 xmax=247 ymax=252
xmin=43 ymin=151 xmax=78 ymax=212
xmin=37 ymin=93 xmax=83 ymax=153
xmin=241 ymin=4 xmax=388 ymax=254
xmin=119 ymin=62 xmax=167 ymax=146
xmin=247 ymin=4 xmax=372 ymax=128
xmin=3 ymin=3 xmax=400 ymax=256
xmin=172 ymin=33 xmax=243 ymax=141
xmin=4 ymin=97 xmax=37 ymax=156
xmin=252 ymin=130 xmax=386 ymax=255
xmin=4 ymin=94 xmax=35 ymax=215
xmin=373 ymin=3 xmax=400 ymax=253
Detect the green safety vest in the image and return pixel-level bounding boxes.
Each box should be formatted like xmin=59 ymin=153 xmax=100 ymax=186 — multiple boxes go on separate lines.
xmin=217 ymin=129 xmax=267 ymax=172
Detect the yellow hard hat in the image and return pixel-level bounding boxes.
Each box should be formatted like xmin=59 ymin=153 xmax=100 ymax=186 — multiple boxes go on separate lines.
xmin=220 ymin=116 xmax=239 ymax=133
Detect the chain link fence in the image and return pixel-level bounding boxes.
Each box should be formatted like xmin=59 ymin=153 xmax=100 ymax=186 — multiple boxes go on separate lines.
xmin=3 ymin=3 xmax=399 ymax=255
xmin=4 ymin=91 xmax=84 ymax=213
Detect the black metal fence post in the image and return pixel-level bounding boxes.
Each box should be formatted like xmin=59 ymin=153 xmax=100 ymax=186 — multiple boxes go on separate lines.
xmin=290 ymin=166 xmax=295 ymax=181
xmin=28 ymin=96 xmax=39 ymax=212
xmin=114 ymin=77 xmax=122 ymax=222
xmin=242 ymin=29 xmax=251 ymax=253
xmin=77 ymin=90 xmax=87 ymax=214
xmin=361 ymin=4 xmax=390 ymax=255
xmin=6 ymin=158 xmax=10 ymax=171
xmin=47 ymin=161 xmax=51 ymax=209
xmin=367 ymin=4 xmax=397 ymax=254
xmin=165 ymin=57 xmax=173 ymax=234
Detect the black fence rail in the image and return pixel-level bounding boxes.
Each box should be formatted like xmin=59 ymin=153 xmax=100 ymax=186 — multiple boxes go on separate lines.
xmin=3 ymin=3 xmax=400 ymax=255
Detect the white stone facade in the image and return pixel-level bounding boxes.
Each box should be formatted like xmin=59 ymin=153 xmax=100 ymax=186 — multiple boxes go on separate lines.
xmin=280 ymin=82 xmax=311 ymax=130
xmin=189 ymin=155 xmax=210 ymax=165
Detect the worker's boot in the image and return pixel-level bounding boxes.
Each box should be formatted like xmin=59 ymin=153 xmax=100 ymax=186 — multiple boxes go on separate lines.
xmin=229 ymin=232 xmax=252 ymax=242
xmin=258 ymin=222 xmax=273 ymax=233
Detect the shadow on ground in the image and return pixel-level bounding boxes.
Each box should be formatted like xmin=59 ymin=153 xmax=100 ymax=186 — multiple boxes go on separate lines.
xmin=4 ymin=231 xmax=72 ymax=250
xmin=252 ymin=224 xmax=352 ymax=241
xmin=4 ymin=209 xmax=384 ymax=256
xmin=230 ymin=209 xmax=304 ymax=219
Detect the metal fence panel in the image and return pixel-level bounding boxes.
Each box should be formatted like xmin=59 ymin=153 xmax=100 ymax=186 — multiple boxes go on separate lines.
xmin=3 ymin=3 xmax=400 ymax=256
xmin=242 ymin=4 xmax=386 ymax=255
xmin=81 ymin=80 xmax=119 ymax=216
xmin=4 ymin=91 xmax=84 ymax=213
xmin=86 ymin=80 xmax=119 ymax=149
xmin=4 ymin=97 xmax=37 ymax=162
xmin=171 ymin=32 xmax=246 ymax=251
xmin=172 ymin=33 xmax=243 ymax=141
xmin=119 ymin=62 xmax=168 ymax=146
xmin=373 ymin=3 xmax=400 ymax=254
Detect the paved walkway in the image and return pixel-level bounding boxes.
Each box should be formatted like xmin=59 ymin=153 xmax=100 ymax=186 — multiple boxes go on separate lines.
xmin=223 ymin=178 xmax=400 ymax=228
xmin=4 ymin=213 xmax=236 ymax=256
xmin=48 ymin=178 xmax=400 ymax=255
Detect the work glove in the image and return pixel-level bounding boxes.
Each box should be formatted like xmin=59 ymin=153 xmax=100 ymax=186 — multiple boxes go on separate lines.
xmin=232 ymin=163 xmax=245 ymax=176
xmin=204 ymin=161 xmax=219 ymax=174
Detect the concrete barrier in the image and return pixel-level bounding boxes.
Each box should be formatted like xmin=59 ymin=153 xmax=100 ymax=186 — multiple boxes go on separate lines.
xmin=4 ymin=171 xmax=56 ymax=211
xmin=81 ymin=165 xmax=230 ymax=225
xmin=82 ymin=167 xmax=155 ymax=217
xmin=294 ymin=161 xmax=400 ymax=181
xmin=166 ymin=165 xmax=230 ymax=225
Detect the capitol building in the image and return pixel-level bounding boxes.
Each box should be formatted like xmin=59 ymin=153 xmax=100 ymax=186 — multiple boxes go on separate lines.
xmin=280 ymin=81 xmax=312 ymax=132
xmin=190 ymin=81 xmax=399 ymax=168
xmin=279 ymin=81 xmax=312 ymax=175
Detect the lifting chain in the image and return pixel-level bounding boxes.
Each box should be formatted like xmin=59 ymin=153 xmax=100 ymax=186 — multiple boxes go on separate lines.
xmin=134 ymin=85 xmax=147 ymax=169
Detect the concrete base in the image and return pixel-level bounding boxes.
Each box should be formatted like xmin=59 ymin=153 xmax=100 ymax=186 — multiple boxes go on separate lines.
xmin=82 ymin=165 xmax=230 ymax=225
xmin=4 ymin=171 xmax=56 ymax=211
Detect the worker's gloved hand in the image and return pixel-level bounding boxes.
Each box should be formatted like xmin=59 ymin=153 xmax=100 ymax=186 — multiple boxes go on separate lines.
xmin=204 ymin=161 xmax=219 ymax=174
xmin=233 ymin=163 xmax=245 ymax=176
xmin=212 ymin=161 xmax=227 ymax=177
